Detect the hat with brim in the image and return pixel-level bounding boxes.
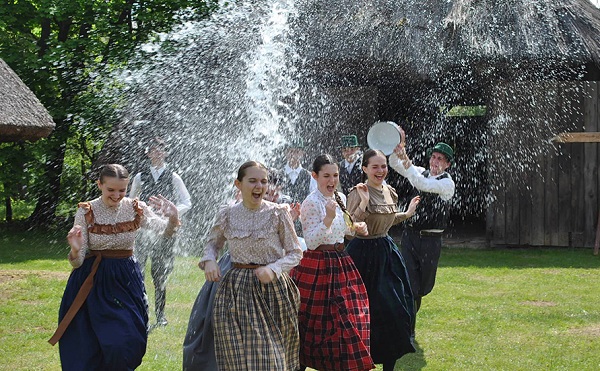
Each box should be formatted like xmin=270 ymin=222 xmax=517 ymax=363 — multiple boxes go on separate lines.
xmin=340 ymin=135 xmax=360 ymax=148
xmin=427 ymin=142 xmax=454 ymax=165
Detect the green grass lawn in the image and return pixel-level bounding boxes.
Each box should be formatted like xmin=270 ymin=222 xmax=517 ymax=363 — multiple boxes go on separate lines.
xmin=1 ymin=230 xmax=600 ymax=370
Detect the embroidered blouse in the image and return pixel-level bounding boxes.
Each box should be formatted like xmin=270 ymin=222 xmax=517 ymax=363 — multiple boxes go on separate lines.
xmin=69 ymin=197 xmax=169 ymax=268
xmin=301 ymin=190 xmax=354 ymax=250
xmin=199 ymin=201 xmax=302 ymax=277
xmin=347 ymin=184 xmax=412 ymax=237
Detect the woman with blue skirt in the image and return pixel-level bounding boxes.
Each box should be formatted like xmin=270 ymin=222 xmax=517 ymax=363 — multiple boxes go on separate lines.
xmin=48 ymin=164 xmax=179 ymax=371
xmin=346 ymin=149 xmax=420 ymax=371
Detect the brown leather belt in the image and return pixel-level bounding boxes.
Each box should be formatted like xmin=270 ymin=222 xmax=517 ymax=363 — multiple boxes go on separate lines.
xmin=48 ymin=250 xmax=133 ymax=346
xmin=316 ymin=243 xmax=345 ymax=252
xmin=232 ymin=263 xmax=265 ymax=269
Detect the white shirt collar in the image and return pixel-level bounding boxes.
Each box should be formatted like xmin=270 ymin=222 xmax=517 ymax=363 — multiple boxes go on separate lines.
xmin=344 ymin=160 xmax=354 ymax=171
xmin=150 ymin=164 xmax=167 ymax=180
xmin=284 ymin=164 xmax=303 ymax=175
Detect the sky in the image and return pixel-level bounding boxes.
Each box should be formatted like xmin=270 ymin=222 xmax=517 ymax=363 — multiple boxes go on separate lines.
xmin=592 ymin=0 xmax=600 ymax=7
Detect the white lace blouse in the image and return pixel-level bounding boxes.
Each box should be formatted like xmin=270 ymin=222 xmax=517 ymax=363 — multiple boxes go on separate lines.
xmin=301 ymin=190 xmax=354 ymax=250
xmin=199 ymin=200 xmax=302 ymax=277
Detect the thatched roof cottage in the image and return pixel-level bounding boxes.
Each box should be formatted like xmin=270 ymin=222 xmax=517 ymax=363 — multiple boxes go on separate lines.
xmin=0 ymin=58 xmax=54 ymax=142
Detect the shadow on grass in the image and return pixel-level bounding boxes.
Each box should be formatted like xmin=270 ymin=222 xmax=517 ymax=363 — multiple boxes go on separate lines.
xmin=397 ymin=339 xmax=426 ymax=370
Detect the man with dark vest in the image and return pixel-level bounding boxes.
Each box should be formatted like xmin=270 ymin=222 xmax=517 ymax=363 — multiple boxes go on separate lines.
xmin=129 ymin=137 xmax=191 ymax=328
xmin=281 ymin=138 xmax=315 ymax=237
xmin=338 ymin=134 xmax=363 ymax=195
xmin=389 ymin=141 xmax=455 ymax=340
xmin=281 ymin=138 xmax=315 ymax=204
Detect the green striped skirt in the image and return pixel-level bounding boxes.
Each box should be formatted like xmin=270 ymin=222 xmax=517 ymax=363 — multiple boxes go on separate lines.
xmin=213 ymin=267 xmax=300 ymax=371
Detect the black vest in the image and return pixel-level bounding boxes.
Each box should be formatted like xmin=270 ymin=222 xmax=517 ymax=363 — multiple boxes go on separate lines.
xmin=406 ymin=170 xmax=451 ymax=230
xmin=138 ymin=168 xmax=175 ymax=203
xmin=283 ymin=169 xmax=311 ymax=203
xmin=339 ymin=158 xmax=363 ymax=195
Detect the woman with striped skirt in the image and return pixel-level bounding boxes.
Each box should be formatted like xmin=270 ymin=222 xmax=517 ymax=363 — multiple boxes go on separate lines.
xmin=199 ymin=161 xmax=303 ymax=371
xmin=290 ymin=154 xmax=375 ymax=371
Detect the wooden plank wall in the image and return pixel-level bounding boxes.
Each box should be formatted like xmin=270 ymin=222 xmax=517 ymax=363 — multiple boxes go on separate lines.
xmin=488 ymin=81 xmax=599 ymax=247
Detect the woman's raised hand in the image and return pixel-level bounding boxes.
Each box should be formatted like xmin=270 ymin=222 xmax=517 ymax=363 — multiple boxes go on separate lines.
xmin=149 ymin=194 xmax=179 ymax=219
xmin=325 ymin=199 xmax=337 ymax=219
xmin=407 ymin=196 xmax=421 ymax=217
xmin=67 ymin=225 xmax=84 ymax=253
xmin=289 ymin=202 xmax=301 ymax=222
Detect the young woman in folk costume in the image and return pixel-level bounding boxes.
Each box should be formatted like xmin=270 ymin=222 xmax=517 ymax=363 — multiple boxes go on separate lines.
xmin=199 ymin=161 xmax=303 ymax=371
xmin=183 ymin=168 xmax=300 ymax=371
xmin=290 ymin=154 xmax=375 ymax=371
xmin=346 ymin=149 xmax=420 ymax=371
xmin=49 ymin=164 xmax=179 ymax=371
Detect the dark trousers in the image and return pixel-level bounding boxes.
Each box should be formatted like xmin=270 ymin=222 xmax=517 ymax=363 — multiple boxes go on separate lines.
xmin=136 ymin=235 xmax=175 ymax=320
xmin=400 ymin=228 xmax=443 ymax=334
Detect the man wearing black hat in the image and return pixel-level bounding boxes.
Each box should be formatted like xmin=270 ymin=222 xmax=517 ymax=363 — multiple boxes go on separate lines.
xmin=389 ymin=141 xmax=455 ymax=340
xmin=129 ymin=137 xmax=192 ymax=328
xmin=338 ymin=135 xmax=363 ymax=195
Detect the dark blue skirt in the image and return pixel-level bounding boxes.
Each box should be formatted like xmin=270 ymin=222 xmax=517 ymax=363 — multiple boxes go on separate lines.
xmin=58 ymin=255 xmax=148 ymax=371
xmin=346 ymin=236 xmax=415 ymax=363
xmin=183 ymin=252 xmax=232 ymax=371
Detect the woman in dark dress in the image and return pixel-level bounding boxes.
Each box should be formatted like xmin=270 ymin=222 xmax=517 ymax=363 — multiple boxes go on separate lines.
xmin=346 ymin=149 xmax=420 ymax=371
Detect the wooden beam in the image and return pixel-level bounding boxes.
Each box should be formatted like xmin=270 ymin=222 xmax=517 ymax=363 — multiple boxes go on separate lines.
xmin=552 ymin=132 xmax=600 ymax=143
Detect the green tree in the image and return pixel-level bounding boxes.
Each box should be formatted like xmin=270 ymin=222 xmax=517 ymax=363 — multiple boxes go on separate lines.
xmin=0 ymin=0 xmax=217 ymax=226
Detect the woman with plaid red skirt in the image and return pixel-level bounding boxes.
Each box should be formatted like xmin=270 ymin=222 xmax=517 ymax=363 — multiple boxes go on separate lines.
xmin=199 ymin=161 xmax=303 ymax=371
xmin=346 ymin=149 xmax=420 ymax=371
xmin=290 ymin=154 xmax=375 ymax=371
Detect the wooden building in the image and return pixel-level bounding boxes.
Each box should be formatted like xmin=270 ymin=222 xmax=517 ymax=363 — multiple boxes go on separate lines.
xmin=296 ymin=0 xmax=600 ymax=247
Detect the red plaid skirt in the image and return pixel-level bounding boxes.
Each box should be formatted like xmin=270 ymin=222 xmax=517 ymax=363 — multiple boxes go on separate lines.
xmin=290 ymin=250 xmax=374 ymax=371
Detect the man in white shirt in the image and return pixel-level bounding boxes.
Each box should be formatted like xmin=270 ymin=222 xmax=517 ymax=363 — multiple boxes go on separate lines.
xmin=338 ymin=135 xmax=363 ymax=195
xmin=389 ymin=140 xmax=455 ymax=340
xmin=129 ymin=137 xmax=191 ymax=328
xmin=282 ymin=138 xmax=316 ymax=203
xmin=281 ymin=138 xmax=317 ymax=237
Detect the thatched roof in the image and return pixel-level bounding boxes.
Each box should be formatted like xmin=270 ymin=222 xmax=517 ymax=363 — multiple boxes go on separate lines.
xmin=0 ymin=58 xmax=54 ymax=142
xmin=296 ymin=0 xmax=600 ymax=80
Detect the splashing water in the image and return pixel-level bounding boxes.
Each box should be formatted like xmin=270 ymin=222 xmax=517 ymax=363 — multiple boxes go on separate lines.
xmin=108 ymin=0 xmax=306 ymax=254
xmin=97 ymin=0 xmax=599 ymax=250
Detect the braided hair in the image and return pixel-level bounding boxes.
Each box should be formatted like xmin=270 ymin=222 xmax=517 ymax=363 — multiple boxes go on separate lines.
xmin=312 ymin=154 xmax=354 ymax=224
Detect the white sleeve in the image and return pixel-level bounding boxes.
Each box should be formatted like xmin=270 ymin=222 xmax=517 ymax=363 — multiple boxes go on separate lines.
xmin=300 ymin=197 xmax=332 ymax=250
xmin=129 ymin=173 xmax=142 ymax=198
xmin=172 ymin=172 xmax=192 ymax=215
xmin=309 ymin=177 xmax=318 ymax=194
xmin=404 ymin=166 xmax=455 ymax=201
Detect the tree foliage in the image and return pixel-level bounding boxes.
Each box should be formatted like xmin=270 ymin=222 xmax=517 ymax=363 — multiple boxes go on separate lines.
xmin=0 ymin=0 xmax=217 ymax=225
